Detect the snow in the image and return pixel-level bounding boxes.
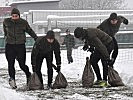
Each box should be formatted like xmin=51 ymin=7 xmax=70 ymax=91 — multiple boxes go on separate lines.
xmin=0 ymin=78 xmax=36 ymax=100
xmin=9 ymin=0 xmax=60 ymax=5
xmin=0 ymin=85 xmax=30 ymax=100
xmin=30 ymin=10 xmax=133 ymax=12
xmin=66 ymin=93 xmax=91 ymax=100
xmin=33 ymin=21 xmax=47 ymax=25
xmin=47 ymin=14 xmax=133 ymax=20
xmin=53 ymin=28 xmax=61 ymax=32
xmin=0 ymin=47 xmax=133 ymax=99
xmin=117 ymin=31 xmax=133 ymax=34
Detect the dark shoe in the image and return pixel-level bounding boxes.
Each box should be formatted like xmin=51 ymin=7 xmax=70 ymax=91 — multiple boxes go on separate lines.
xmin=93 ymin=80 xmax=102 ymax=85
xmin=9 ymin=78 xmax=17 ymax=89
xmin=99 ymin=80 xmax=108 ymax=87
xmin=47 ymin=84 xmax=53 ymax=90
xmin=40 ymin=85 xmax=44 ymax=90
xmin=68 ymin=61 xmax=73 ymax=64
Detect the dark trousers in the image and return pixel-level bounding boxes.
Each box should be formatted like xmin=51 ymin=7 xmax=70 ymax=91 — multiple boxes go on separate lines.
xmin=35 ymin=52 xmax=53 ymax=85
xmin=90 ymin=41 xmax=114 ymax=81
xmin=5 ymin=44 xmax=31 ymax=80
xmin=67 ymin=47 xmax=73 ymax=63
xmin=111 ymin=37 xmax=118 ymax=65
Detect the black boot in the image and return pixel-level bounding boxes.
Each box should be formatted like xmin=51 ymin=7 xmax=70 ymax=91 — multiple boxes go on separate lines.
xmin=9 ymin=78 xmax=17 ymax=89
xmin=47 ymin=83 xmax=53 ymax=89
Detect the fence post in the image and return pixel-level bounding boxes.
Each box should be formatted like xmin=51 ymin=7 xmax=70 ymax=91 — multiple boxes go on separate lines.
xmin=53 ymin=28 xmax=61 ymax=44
xmin=47 ymin=18 xmax=52 ymax=31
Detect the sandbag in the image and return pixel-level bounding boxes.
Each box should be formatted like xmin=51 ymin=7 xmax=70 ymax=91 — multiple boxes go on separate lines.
xmin=108 ymin=66 xmax=124 ymax=87
xmin=53 ymin=72 xmax=68 ymax=89
xmin=82 ymin=57 xmax=95 ymax=88
xmin=27 ymin=72 xmax=44 ymax=90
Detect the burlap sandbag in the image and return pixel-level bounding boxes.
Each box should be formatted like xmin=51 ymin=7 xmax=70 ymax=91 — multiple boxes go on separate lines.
xmin=82 ymin=57 xmax=95 ymax=88
xmin=108 ymin=66 xmax=124 ymax=87
xmin=53 ymin=72 xmax=68 ymax=89
xmin=27 ymin=72 xmax=44 ymax=90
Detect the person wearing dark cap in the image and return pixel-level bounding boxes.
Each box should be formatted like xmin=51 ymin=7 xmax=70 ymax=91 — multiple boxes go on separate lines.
xmin=3 ymin=8 xmax=38 ymax=89
xmin=97 ymin=12 xmax=128 ymax=67
xmin=62 ymin=29 xmax=75 ymax=64
xmin=74 ymin=27 xmax=114 ymax=87
xmin=31 ymin=30 xmax=61 ymax=89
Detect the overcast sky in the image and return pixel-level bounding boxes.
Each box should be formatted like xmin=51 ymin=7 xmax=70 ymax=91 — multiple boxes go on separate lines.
xmin=0 ymin=0 xmax=133 ymax=9
xmin=125 ymin=0 xmax=133 ymax=9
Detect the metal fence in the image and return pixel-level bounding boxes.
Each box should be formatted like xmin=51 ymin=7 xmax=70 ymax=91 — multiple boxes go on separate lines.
xmin=0 ymin=10 xmax=133 ymax=52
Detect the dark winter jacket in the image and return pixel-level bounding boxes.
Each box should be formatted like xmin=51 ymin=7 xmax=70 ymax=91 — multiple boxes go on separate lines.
xmin=84 ymin=28 xmax=112 ymax=59
xmin=3 ymin=18 xmax=38 ymax=44
xmin=62 ymin=34 xmax=75 ymax=48
xmin=97 ymin=16 xmax=128 ymax=37
xmin=31 ymin=36 xmax=61 ymax=66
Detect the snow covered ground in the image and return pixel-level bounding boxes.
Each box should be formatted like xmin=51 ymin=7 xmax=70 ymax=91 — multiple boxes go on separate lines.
xmin=0 ymin=47 xmax=133 ymax=100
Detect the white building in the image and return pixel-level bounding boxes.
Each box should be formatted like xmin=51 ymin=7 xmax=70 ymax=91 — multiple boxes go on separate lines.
xmin=9 ymin=0 xmax=61 ymax=13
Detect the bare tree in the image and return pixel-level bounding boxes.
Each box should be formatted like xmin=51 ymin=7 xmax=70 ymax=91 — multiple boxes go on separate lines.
xmin=59 ymin=0 xmax=126 ymax=10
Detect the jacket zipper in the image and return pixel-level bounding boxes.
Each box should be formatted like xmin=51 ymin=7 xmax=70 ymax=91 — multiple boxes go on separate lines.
xmin=13 ymin=21 xmax=16 ymax=44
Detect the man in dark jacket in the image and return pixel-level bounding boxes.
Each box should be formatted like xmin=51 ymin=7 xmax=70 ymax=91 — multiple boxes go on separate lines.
xmin=3 ymin=8 xmax=38 ymax=89
xmin=97 ymin=13 xmax=128 ymax=67
xmin=74 ymin=27 xmax=114 ymax=87
xmin=62 ymin=29 xmax=75 ymax=64
xmin=31 ymin=30 xmax=61 ymax=89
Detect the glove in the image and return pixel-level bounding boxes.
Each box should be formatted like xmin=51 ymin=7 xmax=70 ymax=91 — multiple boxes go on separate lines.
xmin=106 ymin=58 xmax=114 ymax=66
xmin=52 ymin=64 xmax=57 ymax=70
xmin=110 ymin=58 xmax=115 ymax=66
xmin=72 ymin=44 xmax=75 ymax=48
xmin=32 ymin=65 xmax=36 ymax=72
xmin=56 ymin=65 xmax=61 ymax=73
xmin=34 ymin=37 xmax=38 ymax=41
xmin=82 ymin=45 xmax=89 ymax=51
xmin=87 ymin=47 xmax=95 ymax=53
xmin=123 ymin=19 xmax=128 ymax=25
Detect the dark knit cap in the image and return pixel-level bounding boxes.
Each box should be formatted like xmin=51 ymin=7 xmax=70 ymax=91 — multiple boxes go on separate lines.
xmin=74 ymin=27 xmax=84 ymax=38
xmin=46 ymin=30 xmax=55 ymax=39
xmin=11 ymin=8 xmax=20 ymax=16
xmin=109 ymin=13 xmax=117 ymax=20
xmin=66 ymin=29 xmax=70 ymax=32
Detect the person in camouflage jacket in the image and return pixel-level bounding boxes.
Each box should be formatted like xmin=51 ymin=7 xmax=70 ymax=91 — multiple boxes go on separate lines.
xmin=3 ymin=8 xmax=38 ymax=89
xmin=62 ymin=29 xmax=75 ymax=64
xmin=31 ymin=30 xmax=61 ymax=89
xmin=97 ymin=13 xmax=128 ymax=67
xmin=74 ymin=27 xmax=114 ymax=86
